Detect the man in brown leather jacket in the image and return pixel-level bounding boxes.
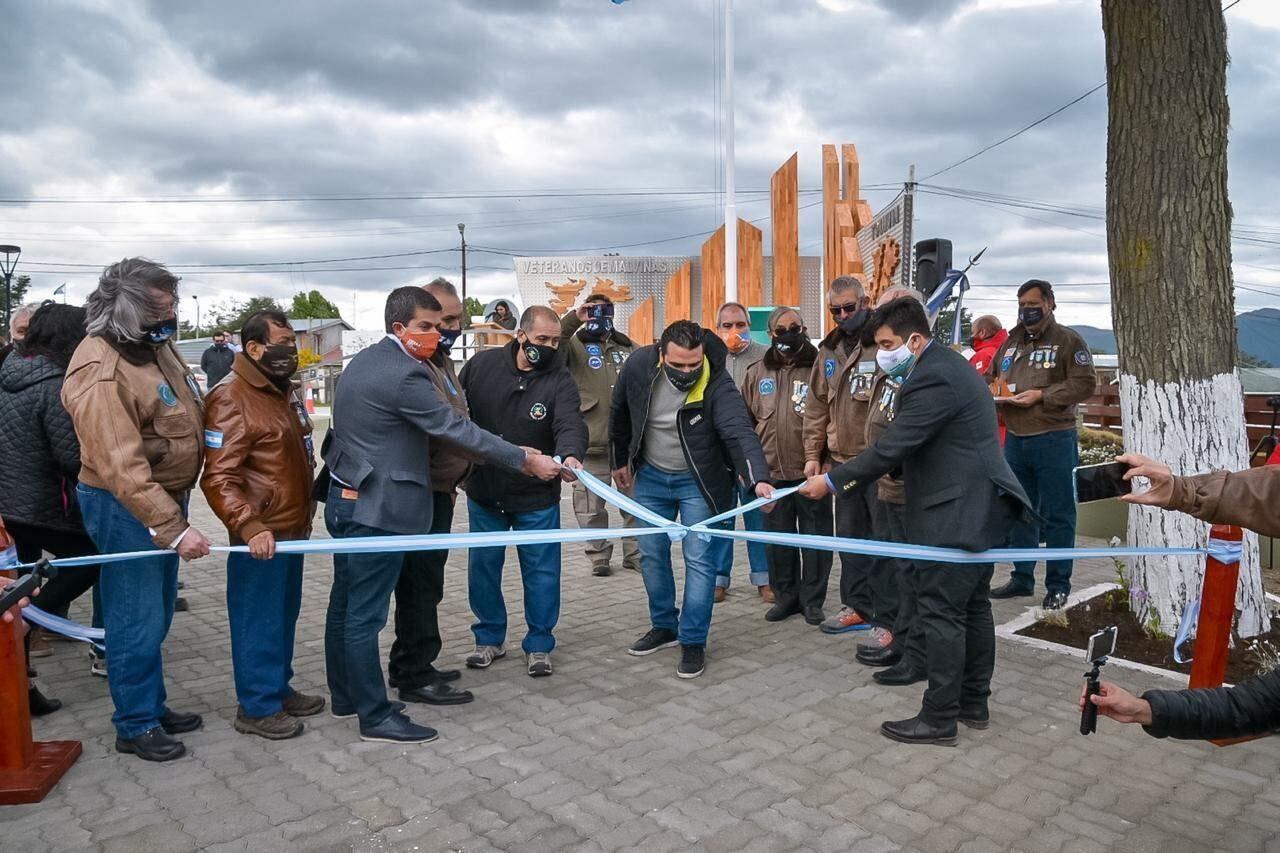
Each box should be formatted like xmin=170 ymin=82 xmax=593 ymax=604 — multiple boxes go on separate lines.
xmin=201 ymin=310 xmax=326 ymax=740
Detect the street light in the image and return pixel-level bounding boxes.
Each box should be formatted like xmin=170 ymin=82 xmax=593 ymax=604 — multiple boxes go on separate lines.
xmin=458 ymin=223 xmax=467 ymax=305
xmin=0 ymin=245 xmax=20 ymax=340
xmin=191 ymin=294 xmax=201 ymax=340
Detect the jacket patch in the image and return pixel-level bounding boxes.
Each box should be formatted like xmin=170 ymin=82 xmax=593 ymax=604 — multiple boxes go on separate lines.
xmin=203 ymin=429 xmax=223 ymax=449
xmin=824 ymin=358 xmax=836 ymax=378
xmin=588 ymin=356 xmax=604 ymax=370
xmin=689 ymin=413 xmax=703 ymax=425
xmin=1074 ymin=350 xmax=1092 ymax=365
xmin=758 ymin=378 xmax=776 ymax=395
xmin=529 ymin=402 xmax=548 ymax=420
xmin=1000 ymin=355 xmax=1013 ymax=374
xmin=158 ymin=382 xmax=178 ymax=407
xmin=585 ymin=344 xmax=602 ymax=357
xmin=611 ymin=351 xmax=624 ymax=364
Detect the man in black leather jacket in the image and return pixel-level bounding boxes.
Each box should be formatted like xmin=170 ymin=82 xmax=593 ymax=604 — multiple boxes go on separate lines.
xmin=1084 ymin=454 xmax=1280 ymax=740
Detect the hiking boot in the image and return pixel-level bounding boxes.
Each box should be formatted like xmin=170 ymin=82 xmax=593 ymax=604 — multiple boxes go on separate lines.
xmin=676 ymin=644 xmax=706 ymax=679
xmin=465 ymin=645 xmax=506 ymax=669
xmin=116 ymin=727 xmax=186 ymax=762
xmin=283 ymin=690 xmax=327 ymax=717
xmin=234 ymin=709 xmax=304 ymax=740
xmin=627 ymin=627 xmax=678 ymax=656
xmin=527 ymin=652 xmax=553 ymax=678
xmin=820 ymin=606 xmax=870 ymax=634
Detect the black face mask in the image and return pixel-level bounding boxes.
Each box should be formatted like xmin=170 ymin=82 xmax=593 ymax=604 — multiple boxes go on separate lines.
xmin=437 ymin=327 xmax=462 ymax=353
xmin=521 ymin=340 xmax=558 ymax=371
xmin=256 ymin=344 xmax=299 ymax=380
xmin=664 ymin=363 xmax=702 ymax=393
xmin=1019 ymin=306 xmax=1046 ymax=327
xmin=838 ymin=308 xmax=869 ymax=338
xmin=772 ymin=326 xmax=806 ymax=354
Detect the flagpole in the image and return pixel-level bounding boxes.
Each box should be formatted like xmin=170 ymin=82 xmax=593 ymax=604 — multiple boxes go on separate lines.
xmin=723 ymin=0 xmax=737 ymax=305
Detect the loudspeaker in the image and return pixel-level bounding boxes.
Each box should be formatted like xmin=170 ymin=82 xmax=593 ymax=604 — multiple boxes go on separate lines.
xmin=914 ymin=238 xmax=953 ymax=296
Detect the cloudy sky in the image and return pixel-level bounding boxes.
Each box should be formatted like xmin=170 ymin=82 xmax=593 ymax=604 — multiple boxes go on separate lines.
xmin=1 ymin=0 xmax=1277 ymax=331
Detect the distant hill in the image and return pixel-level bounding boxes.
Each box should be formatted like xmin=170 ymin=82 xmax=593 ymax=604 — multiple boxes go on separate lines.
xmin=1070 ymin=308 xmax=1276 ymax=366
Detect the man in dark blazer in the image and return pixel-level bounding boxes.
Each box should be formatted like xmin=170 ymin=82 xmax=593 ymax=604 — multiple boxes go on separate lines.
xmin=324 ymin=286 xmax=562 ymax=745
xmin=801 ymin=296 xmax=1032 ymax=745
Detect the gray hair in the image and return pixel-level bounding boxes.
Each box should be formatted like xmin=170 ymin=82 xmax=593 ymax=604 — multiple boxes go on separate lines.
xmin=423 ymin=277 xmax=458 ymax=299
xmin=766 ymin=305 xmax=805 ymax=332
xmin=716 ymin=301 xmax=749 ymax=324
xmin=14 ymin=301 xmax=44 ymax=322
xmin=519 ymin=305 xmax=559 ymax=332
xmin=828 ymin=275 xmax=866 ymax=299
xmin=84 ymin=258 xmax=180 ymax=342
xmin=874 ymin=286 xmax=924 ymax=308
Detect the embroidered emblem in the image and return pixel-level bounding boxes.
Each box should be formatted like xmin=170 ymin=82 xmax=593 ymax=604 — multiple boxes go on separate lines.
xmin=759 ymin=378 xmax=776 ymax=395
xmin=588 ymin=356 xmax=604 ymax=370
xmin=585 ymin=344 xmax=602 ymax=357
xmin=529 ymin=402 xmax=548 ymax=420
xmin=824 ymin=358 xmax=836 ymax=378
xmin=1075 ymin=350 xmax=1091 ymax=366
xmin=158 ymin=382 xmax=178 ymax=407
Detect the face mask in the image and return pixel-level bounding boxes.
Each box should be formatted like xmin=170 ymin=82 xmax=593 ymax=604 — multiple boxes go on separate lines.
xmin=1019 ymin=306 xmax=1046 ymax=327
xmin=520 ymin=338 xmax=558 ymax=371
xmin=143 ymin=316 xmax=178 ymax=344
xmin=720 ymin=329 xmax=752 ymax=354
xmin=838 ymin=308 xmax=870 ymax=338
xmin=437 ymin=327 xmax=462 ymax=353
xmin=876 ymin=337 xmax=919 ymax=379
xmin=773 ymin=326 xmax=805 ymax=354
xmin=397 ymin=327 xmax=440 ymax=362
xmin=256 ymin=344 xmax=299 ymax=380
xmin=664 ymin=363 xmax=702 ymax=393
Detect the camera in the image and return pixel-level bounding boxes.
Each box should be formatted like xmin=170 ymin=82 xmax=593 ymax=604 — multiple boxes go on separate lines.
xmin=1081 ymin=626 xmax=1117 ymax=735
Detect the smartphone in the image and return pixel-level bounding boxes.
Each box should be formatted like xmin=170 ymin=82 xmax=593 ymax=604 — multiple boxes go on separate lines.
xmin=1073 ymin=461 xmax=1132 ymax=503
xmin=1085 ymin=626 xmax=1118 ymax=664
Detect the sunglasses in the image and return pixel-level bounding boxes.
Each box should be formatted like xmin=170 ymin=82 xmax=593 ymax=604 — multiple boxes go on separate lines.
xmin=828 ymin=302 xmax=861 ymax=317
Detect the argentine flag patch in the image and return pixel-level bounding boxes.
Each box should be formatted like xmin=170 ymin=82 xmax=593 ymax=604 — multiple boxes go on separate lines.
xmin=204 ymin=429 xmax=224 ymax=449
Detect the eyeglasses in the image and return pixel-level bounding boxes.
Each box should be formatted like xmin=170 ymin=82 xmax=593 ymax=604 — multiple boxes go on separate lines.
xmin=828 ymin=302 xmax=860 ymax=317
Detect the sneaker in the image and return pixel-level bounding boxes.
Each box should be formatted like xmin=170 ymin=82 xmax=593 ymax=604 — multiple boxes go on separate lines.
xmin=1042 ymin=592 xmax=1069 ymax=611
xmin=234 ymin=709 xmax=304 ymax=740
xmin=359 ymin=712 xmax=439 ymax=744
xmin=465 ymin=645 xmax=506 ymax=669
xmin=282 ymin=690 xmax=327 ymax=717
xmin=527 ymin=652 xmax=553 ymax=678
xmin=676 ymin=644 xmax=705 ymax=679
xmin=857 ymin=627 xmax=895 ymax=653
xmin=89 ymin=651 xmax=107 ymax=678
xmin=820 ymin=606 xmax=871 ymax=634
xmin=627 ymin=627 xmax=679 ymax=656
xmin=28 ymin=631 xmax=53 ymax=658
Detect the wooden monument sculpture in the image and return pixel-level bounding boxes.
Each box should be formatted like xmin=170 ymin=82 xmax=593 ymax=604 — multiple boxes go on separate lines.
xmin=771 ymin=152 xmax=801 ymax=310
xmin=822 ymin=143 xmax=873 ymax=331
xmin=699 ymin=219 xmax=764 ymax=328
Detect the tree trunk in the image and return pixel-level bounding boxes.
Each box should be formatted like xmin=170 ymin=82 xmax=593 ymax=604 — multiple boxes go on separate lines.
xmin=1103 ymin=0 xmax=1267 ymax=637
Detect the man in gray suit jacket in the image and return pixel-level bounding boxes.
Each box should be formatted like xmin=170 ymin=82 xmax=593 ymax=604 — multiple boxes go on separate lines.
xmin=802 ymin=296 xmax=1033 ymax=746
xmin=323 ymin=286 xmax=562 ymax=745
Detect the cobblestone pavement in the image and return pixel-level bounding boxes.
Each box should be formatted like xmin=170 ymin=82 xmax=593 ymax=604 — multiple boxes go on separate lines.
xmin=9 ymin=450 xmax=1280 ymax=851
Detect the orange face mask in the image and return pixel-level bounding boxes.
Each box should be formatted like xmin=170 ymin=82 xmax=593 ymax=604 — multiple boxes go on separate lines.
xmin=719 ymin=328 xmax=751 ymax=353
xmin=397 ymin=328 xmax=440 ymax=362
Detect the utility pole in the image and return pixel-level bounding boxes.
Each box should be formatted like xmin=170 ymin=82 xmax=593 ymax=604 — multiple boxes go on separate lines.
xmin=723 ymin=0 xmax=737 ymax=304
xmin=191 ymin=294 xmax=201 ymax=339
xmin=0 ymin=245 xmax=20 ymax=340
xmin=458 ymin=223 xmax=468 ymax=304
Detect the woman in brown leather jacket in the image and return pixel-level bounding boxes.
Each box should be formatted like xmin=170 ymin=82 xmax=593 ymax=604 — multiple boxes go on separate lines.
xmin=62 ymin=258 xmax=212 ymax=763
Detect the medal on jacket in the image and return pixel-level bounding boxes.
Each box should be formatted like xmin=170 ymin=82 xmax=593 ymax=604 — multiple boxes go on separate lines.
xmin=790 ymin=380 xmax=809 ymax=414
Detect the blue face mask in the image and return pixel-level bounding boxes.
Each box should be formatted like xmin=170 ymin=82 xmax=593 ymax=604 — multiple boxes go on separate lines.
xmin=437 ymin=327 xmax=462 ymax=353
xmin=143 ymin=316 xmax=177 ymax=344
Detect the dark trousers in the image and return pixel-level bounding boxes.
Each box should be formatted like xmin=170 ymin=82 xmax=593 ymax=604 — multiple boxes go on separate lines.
xmin=1005 ymin=428 xmax=1079 ymax=594
xmin=763 ymin=481 xmax=832 ymax=610
xmin=227 ymin=551 xmax=304 ymax=717
xmin=324 ymin=484 xmax=402 ymax=727
xmin=916 ymin=561 xmax=995 ymax=726
xmin=877 ymin=499 xmax=923 ymax=671
xmin=388 ymin=491 xmax=453 ymax=688
xmin=836 ymin=486 xmax=897 ymax=628
xmin=7 ymin=520 xmax=101 ymax=621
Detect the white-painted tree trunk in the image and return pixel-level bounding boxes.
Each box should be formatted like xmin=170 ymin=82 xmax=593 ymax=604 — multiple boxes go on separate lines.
xmin=1120 ymin=371 xmax=1268 ymax=638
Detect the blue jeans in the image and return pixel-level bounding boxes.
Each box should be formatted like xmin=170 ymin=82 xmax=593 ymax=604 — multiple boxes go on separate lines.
xmin=227 ymin=551 xmax=304 ymax=718
xmin=632 ymin=465 xmax=731 ymax=646
xmin=323 ymin=484 xmax=402 ymax=726
xmin=715 ymin=484 xmax=770 ymax=589
xmin=1004 ymin=428 xmax=1079 ymax=595
xmin=77 ymin=484 xmax=182 ymax=740
xmin=468 ymin=501 xmax=561 ymax=654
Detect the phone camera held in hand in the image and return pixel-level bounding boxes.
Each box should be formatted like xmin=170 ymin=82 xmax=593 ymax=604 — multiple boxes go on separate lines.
xmin=1074 ymin=462 xmax=1133 ymax=504
xmin=1081 ymin=626 xmax=1118 ymax=735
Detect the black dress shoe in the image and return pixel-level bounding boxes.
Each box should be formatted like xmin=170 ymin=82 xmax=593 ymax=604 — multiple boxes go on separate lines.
xmin=873 ymin=662 xmax=926 ymax=686
xmin=803 ymin=606 xmax=825 ymax=626
xmin=174 ymin=596 xmax=189 ymax=612
xmin=399 ymin=681 xmax=474 ymax=706
xmin=117 ymin=726 xmax=187 ymax=761
xmin=855 ymin=646 xmax=902 ymax=668
xmin=427 ymin=667 xmax=462 ymax=684
xmin=764 ymin=600 xmax=802 ymax=622
xmin=990 ymin=580 xmax=1034 ymax=599
xmin=29 ymin=685 xmax=62 ymax=717
xmin=880 ymin=715 xmax=958 ymax=746
xmin=959 ymin=709 xmax=990 ymax=730
xmin=160 ymin=709 xmax=204 ymax=734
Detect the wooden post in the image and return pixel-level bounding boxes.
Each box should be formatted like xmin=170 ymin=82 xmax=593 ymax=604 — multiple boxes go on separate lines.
xmin=0 ymin=575 xmax=82 ymax=804
xmin=664 ymin=261 xmax=692 ymax=327
xmin=770 ymin=153 xmax=800 ymax=309
xmin=628 ymin=297 xmax=655 ymax=346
